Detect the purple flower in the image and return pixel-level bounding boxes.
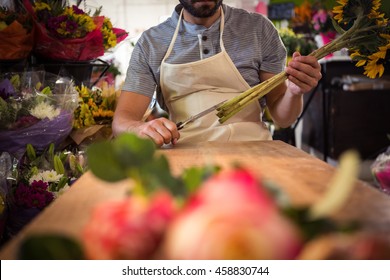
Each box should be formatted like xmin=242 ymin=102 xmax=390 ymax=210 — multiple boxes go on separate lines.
xmin=47 ymin=15 xmax=68 ymax=34
xmin=0 ymin=79 xmax=16 ymax=100
xmin=65 ymin=20 xmax=78 ymax=33
xmin=14 ymin=180 xmax=54 ymax=209
xmin=10 ymin=115 xmax=39 ymax=130
xmin=72 ymin=5 xmax=85 ymax=15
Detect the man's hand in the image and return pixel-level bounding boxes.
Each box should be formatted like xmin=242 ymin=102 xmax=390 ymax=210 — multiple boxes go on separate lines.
xmin=285 ymin=52 xmax=322 ymax=95
xmin=131 ymin=117 xmax=180 ymax=147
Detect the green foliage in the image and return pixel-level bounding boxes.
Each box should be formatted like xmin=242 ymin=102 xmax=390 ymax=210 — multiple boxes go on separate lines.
xmin=87 ymin=133 xmax=220 ymax=197
xmin=181 ymin=165 xmax=221 ymax=194
xmin=282 ymin=206 xmax=359 ymax=242
xmin=19 ymin=235 xmax=84 ymax=260
xmin=278 ymin=27 xmax=317 ymax=56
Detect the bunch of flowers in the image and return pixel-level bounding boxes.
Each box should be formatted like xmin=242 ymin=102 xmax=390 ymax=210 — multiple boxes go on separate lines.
xmin=6 ymin=142 xmax=86 ymax=237
xmin=16 ymin=134 xmax=390 ymax=259
xmin=291 ymin=0 xmax=313 ymax=34
xmin=0 ymin=71 xmax=78 ymax=159
xmin=0 ymin=3 xmax=33 ymax=60
xmin=216 ymin=0 xmax=390 ymax=123
xmin=312 ymin=8 xmax=334 ymax=34
xmin=72 ymin=81 xmax=119 ymax=129
xmin=371 ymin=146 xmax=390 ymax=194
xmin=81 ymin=134 xmax=305 ymax=259
xmin=290 ymin=0 xmax=335 ymax=35
xmin=278 ymin=27 xmax=317 ymax=57
xmin=69 ymin=81 xmax=120 ymax=146
xmin=23 ymin=0 xmax=128 ymax=61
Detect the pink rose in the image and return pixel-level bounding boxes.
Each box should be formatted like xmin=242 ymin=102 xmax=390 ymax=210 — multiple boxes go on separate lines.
xmin=375 ymin=165 xmax=390 ymax=194
xmin=82 ymin=191 xmax=177 ymax=260
xmin=163 ymin=169 xmax=302 ymax=259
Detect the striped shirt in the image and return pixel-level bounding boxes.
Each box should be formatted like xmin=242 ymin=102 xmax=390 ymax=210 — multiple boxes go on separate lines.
xmin=123 ymin=4 xmax=287 ymax=102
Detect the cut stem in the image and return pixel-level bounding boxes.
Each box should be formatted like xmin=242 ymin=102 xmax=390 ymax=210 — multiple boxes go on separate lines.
xmin=216 ymin=14 xmax=376 ymax=123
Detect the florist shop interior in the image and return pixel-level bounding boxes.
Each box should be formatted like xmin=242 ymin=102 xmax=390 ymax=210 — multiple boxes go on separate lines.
xmin=1 ymin=0 xmax=390 ymax=261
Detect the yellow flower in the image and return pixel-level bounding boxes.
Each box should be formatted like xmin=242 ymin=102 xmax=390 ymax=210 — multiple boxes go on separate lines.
xmin=0 ymin=21 xmax=7 ymax=31
xmin=333 ymin=0 xmax=348 ymax=23
xmin=363 ymin=55 xmax=385 ymax=78
xmin=350 ymin=50 xmax=367 ymax=66
xmin=217 ymin=0 xmax=390 ymax=123
xmin=33 ymin=2 xmax=51 ymax=12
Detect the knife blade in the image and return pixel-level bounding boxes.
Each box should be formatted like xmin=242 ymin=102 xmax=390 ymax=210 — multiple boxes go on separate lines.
xmin=176 ymin=100 xmax=227 ymax=130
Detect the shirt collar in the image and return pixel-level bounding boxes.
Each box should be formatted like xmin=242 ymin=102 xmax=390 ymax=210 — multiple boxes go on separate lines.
xmin=171 ymin=4 xmax=228 ymax=35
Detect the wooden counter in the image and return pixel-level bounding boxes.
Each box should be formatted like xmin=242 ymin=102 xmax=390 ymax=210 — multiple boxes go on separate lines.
xmin=1 ymin=140 xmax=390 ymax=259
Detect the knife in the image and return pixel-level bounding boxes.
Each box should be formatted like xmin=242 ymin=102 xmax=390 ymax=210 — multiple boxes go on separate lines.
xmin=176 ymin=100 xmax=227 ymax=130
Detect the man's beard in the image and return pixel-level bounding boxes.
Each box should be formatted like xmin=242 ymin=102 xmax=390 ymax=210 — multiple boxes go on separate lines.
xmin=179 ymin=0 xmax=223 ymax=18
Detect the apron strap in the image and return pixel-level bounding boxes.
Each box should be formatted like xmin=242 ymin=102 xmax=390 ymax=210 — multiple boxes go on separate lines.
xmin=219 ymin=7 xmax=225 ymax=52
xmin=162 ymin=9 xmax=184 ymax=62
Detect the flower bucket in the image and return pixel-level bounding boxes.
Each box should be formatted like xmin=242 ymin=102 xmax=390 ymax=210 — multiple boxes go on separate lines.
xmin=31 ymin=57 xmax=110 ymax=87
xmin=0 ymin=59 xmax=28 ymax=74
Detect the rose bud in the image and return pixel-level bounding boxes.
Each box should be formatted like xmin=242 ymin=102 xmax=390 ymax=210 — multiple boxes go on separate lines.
xmin=163 ymin=168 xmax=302 ymax=259
xmin=82 ymin=191 xmax=177 ymax=259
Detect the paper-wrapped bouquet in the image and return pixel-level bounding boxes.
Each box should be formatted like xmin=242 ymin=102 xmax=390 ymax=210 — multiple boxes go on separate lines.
xmin=0 ymin=71 xmax=78 ymax=159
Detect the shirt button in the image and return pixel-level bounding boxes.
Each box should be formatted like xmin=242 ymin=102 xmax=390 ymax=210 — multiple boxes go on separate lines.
xmin=203 ymin=49 xmax=209 ymax=54
xmin=202 ymin=35 xmax=207 ymax=41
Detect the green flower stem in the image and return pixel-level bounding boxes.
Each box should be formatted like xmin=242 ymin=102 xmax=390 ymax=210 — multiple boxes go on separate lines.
xmin=127 ymin=169 xmax=145 ymax=196
xmin=217 ymin=72 xmax=287 ymax=123
xmin=216 ymin=14 xmax=374 ymax=123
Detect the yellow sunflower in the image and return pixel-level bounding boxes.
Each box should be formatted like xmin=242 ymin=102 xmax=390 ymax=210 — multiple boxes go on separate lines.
xmin=350 ymin=50 xmax=368 ymax=66
xmin=363 ymin=55 xmax=385 ymax=78
xmin=333 ymin=0 xmax=348 ymax=23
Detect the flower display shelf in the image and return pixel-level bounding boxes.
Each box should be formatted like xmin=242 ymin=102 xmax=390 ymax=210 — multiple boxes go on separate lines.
xmin=30 ymin=57 xmax=110 ymax=87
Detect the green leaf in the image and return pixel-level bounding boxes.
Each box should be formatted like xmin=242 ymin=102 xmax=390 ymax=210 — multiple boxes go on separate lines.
xmin=141 ymin=154 xmax=183 ymax=195
xmin=41 ymin=86 xmax=52 ymax=96
xmin=181 ymin=165 xmax=220 ymax=193
xmin=26 ymin=144 xmax=36 ymax=161
xmin=18 ymin=234 xmax=84 ymax=260
xmin=331 ymin=17 xmax=345 ymax=34
xmin=56 ymin=176 xmax=69 ymax=191
xmin=48 ymin=143 xmax=55 ymax=164
xmin=113 ymin=133 xmax=155 ymax=167
xmin=282 ymin=206 xmax=359 ymax=242
xmin=86 ymin=141 xmax=128 ymax=182
xmin=53 ymin=155 xmax=65 ymax=175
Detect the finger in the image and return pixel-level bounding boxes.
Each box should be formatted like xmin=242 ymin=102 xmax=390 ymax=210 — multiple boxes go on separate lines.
xmin=148 ymin=118 xmax=178 ymax=145
xmin=139 ymin=126 xmax=166 ymax=147
xmin=162 ymin=120 xmax=180 ymax=143
xmin=292 ymin=51 xmax=301 ymax=59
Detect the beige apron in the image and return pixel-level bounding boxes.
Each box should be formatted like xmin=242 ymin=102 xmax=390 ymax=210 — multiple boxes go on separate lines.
xmin=160 ymin=8 xmax=271 ymax=143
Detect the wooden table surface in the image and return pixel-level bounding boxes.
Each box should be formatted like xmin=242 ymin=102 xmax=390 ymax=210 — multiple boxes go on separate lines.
xmin=1 ymin=140 xmax=390 ymax=259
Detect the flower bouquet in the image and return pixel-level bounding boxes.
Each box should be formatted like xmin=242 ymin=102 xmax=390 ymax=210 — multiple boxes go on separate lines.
xmin=217 ymin=0 xmax=390 ymax=123
xmin=17 ymin=133 xmax=390 ymax=260
xmin=0 ymin=71 xmax=78 ymax=159
xmin=371 ymin=146 xmax=390 ymax=194
xmin=23 ymin=0 xmax=128 ymax=61
xmin=5 ymin=143 xmax=86 ymax=239
xmin=0 ymin=2 xmax=34 ymax=61
xmin=278 ymin=27 xmax=317 ymax=57
xmin=0 ymin=151 xmax=14 ymax=242
xmin=70 ymin=81 xmax=120 ymax=146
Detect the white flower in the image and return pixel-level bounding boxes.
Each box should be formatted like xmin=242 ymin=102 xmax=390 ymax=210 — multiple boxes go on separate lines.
xmin=29 ymin=101 xmax=60 ymax=120
xmin=29 ymin=169 xmax=63 ymax=184
xmin=53 ymin=184 xmax=71 ymax=198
